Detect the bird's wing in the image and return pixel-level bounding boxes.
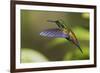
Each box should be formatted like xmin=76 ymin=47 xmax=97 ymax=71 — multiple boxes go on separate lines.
xmin=69 ymin=30 xmax=79 ymax=44
xmin=69 ymin=30 xmax=83 ymax=53
xmin=40 ymin=28 xmax=68 ymax=38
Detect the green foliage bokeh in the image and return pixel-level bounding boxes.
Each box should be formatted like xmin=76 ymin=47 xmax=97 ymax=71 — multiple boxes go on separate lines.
xmin=21 ymin=10 xmax=90 ymax=63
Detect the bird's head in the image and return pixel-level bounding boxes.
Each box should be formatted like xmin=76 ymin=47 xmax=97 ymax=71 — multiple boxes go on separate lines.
xmin=47 ymin=19 xmax=66 ymax=29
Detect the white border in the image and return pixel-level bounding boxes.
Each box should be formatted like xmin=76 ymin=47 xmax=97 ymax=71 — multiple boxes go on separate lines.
xmin=16 ymin=4 xmax=94 ymax=69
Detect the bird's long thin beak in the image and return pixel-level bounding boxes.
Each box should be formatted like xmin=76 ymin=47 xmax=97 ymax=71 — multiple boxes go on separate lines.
xmin=47 ymin=20 xmax=57 ymax=23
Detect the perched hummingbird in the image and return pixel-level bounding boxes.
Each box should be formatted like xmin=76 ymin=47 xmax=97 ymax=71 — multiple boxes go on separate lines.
xmin=40 ymin=20 xmax=83 ymax=54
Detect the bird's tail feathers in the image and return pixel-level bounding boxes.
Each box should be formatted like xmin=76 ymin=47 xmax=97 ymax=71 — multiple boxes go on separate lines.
xmin=77 ymin=45 xmax=83 ymax=54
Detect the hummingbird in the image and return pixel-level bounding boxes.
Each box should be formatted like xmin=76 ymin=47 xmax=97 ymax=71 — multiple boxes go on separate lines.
xmin=40 ymin=19 xmax=83 ymax=54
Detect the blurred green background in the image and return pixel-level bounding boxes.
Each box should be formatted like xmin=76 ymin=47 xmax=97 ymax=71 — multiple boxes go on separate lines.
xmin=20 ymin=9 xmax=90 ymax=63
